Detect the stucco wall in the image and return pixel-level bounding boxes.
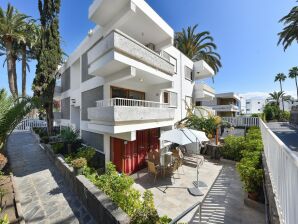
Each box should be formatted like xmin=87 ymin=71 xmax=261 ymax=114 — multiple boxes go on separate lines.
xmin=81 ymin=86 xmax=103 ymax=121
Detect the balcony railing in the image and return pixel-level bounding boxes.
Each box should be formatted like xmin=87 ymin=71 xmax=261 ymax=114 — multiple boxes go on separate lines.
xmin=211 ymin=104 xmax=239 ymax=111
xmin=96 ymin=98 xmax=169 ymax=108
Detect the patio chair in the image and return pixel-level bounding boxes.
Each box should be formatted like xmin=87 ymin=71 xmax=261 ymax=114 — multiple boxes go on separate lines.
xmin=172 ymin=148 xmax=184 ymax=174
xmin=153 ymin=150 xmax=160 ymax=165
xmin=147 ymin=160 xmax=161 ymax=183
xmin=167 ymin=158 xmax=180 ymax=183
xmin=148 ymin=151 xmax=154 ymax=162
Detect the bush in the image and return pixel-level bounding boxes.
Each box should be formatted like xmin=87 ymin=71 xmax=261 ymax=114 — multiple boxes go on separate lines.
xmin=221 ymin=136 xmax=245 ymax=161
xmin=76 ymin=146 xmax=96 ymax=163
xmin=279 ymin=111 xmax=290 ymax=121
xmin=251 ymin=113 xmax=261 ymax=118
xmin=60 ymin=127 xmax=79 ymax=144
xmin=236 ymin=127 xmax=264 ymax=196
xmin=263 ymin=104 xmax=280 ymax=121
xmin=41 ymin=136 xmax=49 ymax=144
xmin=51 ymin=142 xmax=64 ymax=154
xmin=71 ymin=157 xmax=87 ymax=169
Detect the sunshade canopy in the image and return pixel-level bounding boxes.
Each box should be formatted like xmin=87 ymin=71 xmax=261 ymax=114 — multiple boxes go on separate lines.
xmin=159 ymin=128 xmax=209 ymax=146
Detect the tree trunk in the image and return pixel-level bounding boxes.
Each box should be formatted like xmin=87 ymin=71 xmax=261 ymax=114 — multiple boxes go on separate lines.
xmin=45 ymin=80 xmax=56 ymax=136
xmin=12 ymin=55 xmax=18 ymax=98
xmin=280 ymin=81 xmax=285 ymax=112
xmin=295 ymin=77 xmax=298 ymax=101
xmin=5 ymin=41 xmax=17 ymax=99
xmin=21 ymin=45 xmax=27 ymax=97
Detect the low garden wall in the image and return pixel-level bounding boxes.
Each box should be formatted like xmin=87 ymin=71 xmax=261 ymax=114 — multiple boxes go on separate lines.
xmin=40 ymin=143 xmax=130 ymax=224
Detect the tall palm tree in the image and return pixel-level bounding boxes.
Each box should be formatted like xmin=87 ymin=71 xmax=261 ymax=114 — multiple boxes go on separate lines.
xmin=268 ymin=91 xmax=285 ymax=107
xmin=175 ymin=25 xmax=222 ymax=73
xmin=278 ymin=4 xmax=298 ymax=51
xmin=0 ymin=4 xmax=28 ymax=99
xmin=19 ymin=21 xmax=39 ymax=97
xmin=274 ymin=73 xmax=287 ymax=111
xmin=289 ymin=66 xmax=298 ymax=100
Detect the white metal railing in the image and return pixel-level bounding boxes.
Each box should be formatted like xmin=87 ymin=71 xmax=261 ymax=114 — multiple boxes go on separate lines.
xmin=260 ymin=119 xmax=298 ymax=224
xmin=15 ymin=118 xmax=47 ymax=130
xmin=222 ymin=117 xmax=259 ymax=127
xmin=96 ymin=98 xmax=169 ymax=108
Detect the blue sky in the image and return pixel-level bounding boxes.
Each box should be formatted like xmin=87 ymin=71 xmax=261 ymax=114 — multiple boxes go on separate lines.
xmin=0 ymin=0 xmax=298 ymax=98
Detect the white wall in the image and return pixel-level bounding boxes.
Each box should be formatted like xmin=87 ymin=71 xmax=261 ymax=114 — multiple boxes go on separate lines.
xmin=246 ymin=99 xmax=266 ymax=114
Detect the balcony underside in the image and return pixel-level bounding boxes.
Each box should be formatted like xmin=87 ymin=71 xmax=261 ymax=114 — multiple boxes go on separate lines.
xmin=88 ymin=106 xmax=175 ymax=125
xmin=194 ymin=60 xmax=215 ymax=80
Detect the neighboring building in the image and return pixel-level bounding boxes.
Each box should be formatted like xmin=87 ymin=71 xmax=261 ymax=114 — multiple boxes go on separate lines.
xmin=54 ymin=0 xmax=214 ymax=174
xmin=200 ymin=92 xmax=241 ymax=117
xmin=245 ymin=98 xmax=266 ymax=114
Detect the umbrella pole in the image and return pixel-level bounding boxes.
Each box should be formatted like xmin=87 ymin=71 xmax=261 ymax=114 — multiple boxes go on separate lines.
xmin=188 ymin=137 xmax=204 ymax=196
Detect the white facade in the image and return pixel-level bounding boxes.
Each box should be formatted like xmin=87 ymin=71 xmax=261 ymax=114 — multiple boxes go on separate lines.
xmin=200 ymin=92 xmax=241 ymax=117
xmin=245 ymin=98 xmax=266 ymax=114
xmin=54 ymin=0 xmax=214 ymax=171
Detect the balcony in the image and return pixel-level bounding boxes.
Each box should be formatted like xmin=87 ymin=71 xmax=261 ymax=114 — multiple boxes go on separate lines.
xmin=194 ymin=83 xmax=215 ymax=101
xmin=87 ymin=98 xmax=175 ymax=133
xmin=88 ymin=30 xmax=175 ymax=79
xmin=211 ymin=104 xmax=239 ymax=112
xmin=193 ymin=60 xmax=215 ymax=80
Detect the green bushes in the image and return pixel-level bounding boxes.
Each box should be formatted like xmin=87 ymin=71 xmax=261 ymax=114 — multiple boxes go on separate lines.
xmin=221 ymin=136 xmax=245 ymax=161
xmin=84 ymin=163 xmax=170 ymax=223
xmin=76 ymin=146 xmax=96 ymax=163
xmin=235 ymin=127 xmax=264 ymax=198
xmin=51 ymin=142 xmax=64 ymax=154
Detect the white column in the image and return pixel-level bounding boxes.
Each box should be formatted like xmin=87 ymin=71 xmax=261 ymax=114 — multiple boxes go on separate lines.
xmin=104 ymin=134 xmax=111 ymax=163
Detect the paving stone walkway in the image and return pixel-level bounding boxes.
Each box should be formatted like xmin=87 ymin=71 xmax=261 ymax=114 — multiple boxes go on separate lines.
xmin=7 ymin=131 xmax=95 ymax=224
xmin=190 ymin=163 xmax=265 ymax=224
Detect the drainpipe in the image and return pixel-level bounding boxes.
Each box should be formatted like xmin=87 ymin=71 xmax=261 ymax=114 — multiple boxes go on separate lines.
xmin=180 ymin=53 xmax=183 ymax=120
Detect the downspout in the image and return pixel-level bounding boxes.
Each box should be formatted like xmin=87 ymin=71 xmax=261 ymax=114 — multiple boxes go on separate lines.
xmin=180 ymin=53 xmax=183 ymax=120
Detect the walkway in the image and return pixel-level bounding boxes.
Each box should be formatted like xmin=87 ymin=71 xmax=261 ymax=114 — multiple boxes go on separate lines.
xmin=267 ymin=122 xmax=298 ymax=155
xmin=7 ymin=131 xmax=95 ymax=224
xmin=190 ymin=163 xmax=265 ymax=224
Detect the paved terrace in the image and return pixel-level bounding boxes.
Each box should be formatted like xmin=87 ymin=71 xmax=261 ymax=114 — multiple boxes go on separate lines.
xmin=132 ymin=158 xmax=265 ymax=223
xmin=267 ymin=122 xmax=298 ymax=156
xmin=7 ymin=131 xmax=95 ymax=224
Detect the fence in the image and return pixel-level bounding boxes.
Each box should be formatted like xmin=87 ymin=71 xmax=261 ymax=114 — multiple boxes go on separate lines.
xmin=260 ymin=119 xmax=298 ymax=224
xmin=15 ymin=118 xmax=47 ymax=130
xmin=222 ymin=117 xmax=259 ymax=127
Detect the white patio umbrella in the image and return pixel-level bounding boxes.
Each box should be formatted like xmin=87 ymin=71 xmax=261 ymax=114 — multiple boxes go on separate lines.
xmin=160 ymin=128 xmax=209 ymax=196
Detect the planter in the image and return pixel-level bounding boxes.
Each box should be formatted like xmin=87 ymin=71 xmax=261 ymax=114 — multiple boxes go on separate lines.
xmin=248 ymin=192 xmax=258 ymax=201
xmin=73 ymin=167 xmax=83 ymax=176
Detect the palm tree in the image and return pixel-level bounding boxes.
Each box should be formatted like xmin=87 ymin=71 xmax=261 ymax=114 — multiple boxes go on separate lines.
xmin=278 ymin=4 xmax=298 ymax=51
xmin=0 ymin=4 xmax=28 ymax=99
xmin=274 ymin=73 xmax=287 ymax=111
xmin=175 ymin=25 xmax=222 ymax=73
xmin=289 ymin=67 xmax=298 ymax=100
xmin=19 ymin=21 xmax=39 ymax=97
xmin=268 ymin=91 xmax=285 ymax=107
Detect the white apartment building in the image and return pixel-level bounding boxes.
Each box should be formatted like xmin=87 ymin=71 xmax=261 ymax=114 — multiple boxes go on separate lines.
xmin=54 ymin=0 xmax=215 ymax=174
xmin=200 ymin=92 xmax=241 ymax=117
xmin=245 ymin=98 xmax=266 ymax=114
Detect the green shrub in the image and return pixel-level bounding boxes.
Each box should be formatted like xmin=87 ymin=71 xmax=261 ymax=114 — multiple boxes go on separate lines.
xmin=221 ymin=135 xmax=245 ymax=161
xmin=76 ymin=146 xmax=96 ymax=163
xmin=41 ymin=136 xmax=49 ymax=144
xmin=60 ymin=127 xmax=79 ymax=144
xmin=279 ymin=111 xmax=290 ymax=121
xmin=130 ymin=190 xmax=160 ymax=224
xmin=71 ymin=157 xmax=87 ymax=169
xmin=236 ymin=127 xmax=264 ymax=195
xmin=251 ymin=113 xmax=261 ymax=118
xmin=263 ymin=104 xmax=280 ymax=121
xmin=51 ymin=142 xmax=64 ymax=154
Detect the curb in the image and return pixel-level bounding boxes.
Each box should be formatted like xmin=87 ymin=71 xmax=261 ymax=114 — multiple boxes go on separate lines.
xmin=10 ymin=174 xmax=25 ymax=224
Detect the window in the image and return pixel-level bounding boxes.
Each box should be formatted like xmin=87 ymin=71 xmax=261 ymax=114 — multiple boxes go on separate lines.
xmin=185 ymin=66 xmax=193 ymax=81
xmin=185 ymin=96 xmax=193 ymax=109
xmin=163 ymin=91 xmax=177 ymax=108
xmin=258 ymin=102 xmax=260 ymax=104
xmin=258 ymin=109 xmax=261 ymax=111
xmin=246 ymin=109 xmax=250 ymax=111
xmin=169 ymin=56 xmax=177 ymax=74
xmin=246 ymin=102 xmax=250 ymax=104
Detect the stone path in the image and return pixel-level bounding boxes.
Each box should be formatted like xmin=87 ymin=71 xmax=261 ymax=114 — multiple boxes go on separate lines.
xmin=7 ymin=131 xmax=95 ymax=224
xmin=190 ymin=163 xmax=265 ymax=224
xmin=267 ymin=122 xmax=298 ymax=155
